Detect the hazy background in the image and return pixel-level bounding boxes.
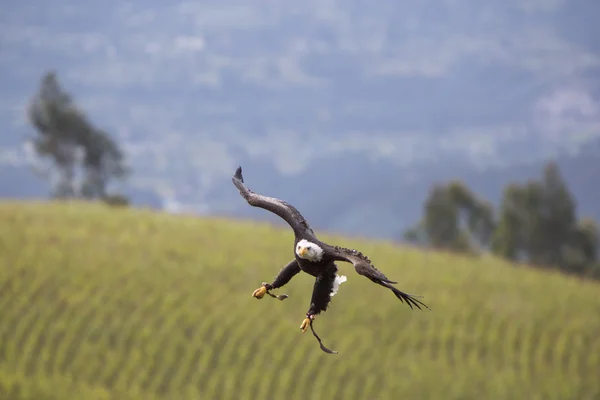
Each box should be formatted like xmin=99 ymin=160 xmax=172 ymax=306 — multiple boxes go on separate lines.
xmin=2 ymin=3 xmax=600 ymax=398
xmin=2 ymin=0 xmax=599 ymax=239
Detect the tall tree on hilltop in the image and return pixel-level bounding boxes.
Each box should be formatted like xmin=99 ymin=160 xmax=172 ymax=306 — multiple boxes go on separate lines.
xmin=27 ymin=71 xmax=130 ymax=201
xmin=80 ymin=129 xmax=128 ymax=199
xmin=28 ymin=72 xmax=78 ymax=197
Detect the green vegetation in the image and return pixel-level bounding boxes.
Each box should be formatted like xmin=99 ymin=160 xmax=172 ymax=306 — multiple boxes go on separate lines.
xmin=405 ymin=161 xmax=600 ymax=280
xmin=1 ymin=201 xmax=599 ymax=400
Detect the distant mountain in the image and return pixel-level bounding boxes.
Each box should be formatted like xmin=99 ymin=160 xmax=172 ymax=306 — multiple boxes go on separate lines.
xmin=1 ymin=0 xmax=599 ymax=238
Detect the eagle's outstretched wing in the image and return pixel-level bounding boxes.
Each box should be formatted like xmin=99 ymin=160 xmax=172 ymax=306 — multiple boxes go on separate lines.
xmin=325 ymin=244 xmax=430 ymax=311
xmin=232 ymin=166 xmax=316 ymax=239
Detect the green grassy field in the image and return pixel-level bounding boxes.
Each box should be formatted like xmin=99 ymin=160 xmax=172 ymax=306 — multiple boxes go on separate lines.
xmin=1 ymin=201 xmax=599 ymax=400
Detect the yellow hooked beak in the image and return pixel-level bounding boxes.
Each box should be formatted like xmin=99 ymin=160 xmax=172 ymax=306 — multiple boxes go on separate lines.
xmin=298 ymin=246 xmax=308 ymax=257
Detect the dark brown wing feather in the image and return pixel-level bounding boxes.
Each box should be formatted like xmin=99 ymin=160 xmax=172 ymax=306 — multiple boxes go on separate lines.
xmin=325 ymin=244 xmax=430 ymax=311
xmin=232 ymin=166 xmax=316 ymax=239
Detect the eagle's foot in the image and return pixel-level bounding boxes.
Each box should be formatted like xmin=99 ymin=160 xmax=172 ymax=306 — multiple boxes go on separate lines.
xmin=300 ymin=314 xmax=315 ymax=333
xmin=252 ymin=283 xmax=288 ymax=300
xmin=252 ymin=283 xmax=268 ymax=299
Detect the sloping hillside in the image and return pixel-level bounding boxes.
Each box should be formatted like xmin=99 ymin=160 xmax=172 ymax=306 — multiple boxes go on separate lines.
xmin=0 ymin=201 xmax=599 ymax=400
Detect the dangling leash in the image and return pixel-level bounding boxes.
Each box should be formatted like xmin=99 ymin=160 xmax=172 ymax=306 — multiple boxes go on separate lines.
xmin=309 ymin=318 xmax=338 ymax=354
xmin=265 ymin=290 xmax=289 ymax=301
xmin=264 ymin=287 xmax=336 ymax=354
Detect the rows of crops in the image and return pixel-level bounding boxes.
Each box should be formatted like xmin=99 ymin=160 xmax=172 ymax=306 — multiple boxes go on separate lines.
xmin=1 ymin=201 xmax=599 ymax=399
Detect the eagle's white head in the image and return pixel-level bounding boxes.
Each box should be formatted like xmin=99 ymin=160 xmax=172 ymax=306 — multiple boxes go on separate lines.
xmin=296 ymin=239 xmax=324 ymax=262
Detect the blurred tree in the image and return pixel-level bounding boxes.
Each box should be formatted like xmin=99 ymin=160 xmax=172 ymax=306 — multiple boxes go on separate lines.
xmin=535 ymin=162 xmax=578 ymax=268
xmin=574 ymin=218 xmax=599 ymax=263
xmin=491 ymin=180 xmax=548 ymax=263
xmin=27 ymin=71 xmax=130 ymax=202
xmin=79 ymin=129 xmax=129 ymax=199
xmin=422 ymin=184 xmax=461 ymax=250
xmin=405 ymin=180 xmax=495 ymax=253
xmin=491 ymin=183 xmax=527 ymax=261
xmin=492 ymin=161 xmax=598 ymax=277
xmin=411 ymin=161 xmax=599 ymax=279
xmin=564 ymin=218 xmax=599 ymax=275
xmin=402 ymin=222 xmax=427 ymax=246
xmin=585 ymin=263 xmax=600 ymax=280
xmin=28 ymin=71 xmax=78 ymax=197
xmin=447 ymin=180 xmax=496 ymax=249
xmin=102 ymin=193 xmax=130 ymax=207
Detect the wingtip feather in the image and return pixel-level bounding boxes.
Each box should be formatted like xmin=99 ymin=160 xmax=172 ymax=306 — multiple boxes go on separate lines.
xmin=233 ymin=166 xmax=244 ymax=182
xmin=383 ymin=281 xmax=430 ymax=311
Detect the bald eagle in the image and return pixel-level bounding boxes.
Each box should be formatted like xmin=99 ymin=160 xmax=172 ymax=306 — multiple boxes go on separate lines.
xmin=232 ymin=166 xmax=429 ymax=354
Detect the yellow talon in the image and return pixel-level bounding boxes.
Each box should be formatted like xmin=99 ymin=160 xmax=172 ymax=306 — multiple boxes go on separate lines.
xmin=252 ymin=286 xmax=267 ymax=299
xmin=300 ymin=317 xmax=312 ymax=333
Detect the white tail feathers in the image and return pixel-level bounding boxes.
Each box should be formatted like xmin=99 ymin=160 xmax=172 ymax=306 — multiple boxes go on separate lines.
xmin=330 ymin=275 xmax=347 ymax=297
